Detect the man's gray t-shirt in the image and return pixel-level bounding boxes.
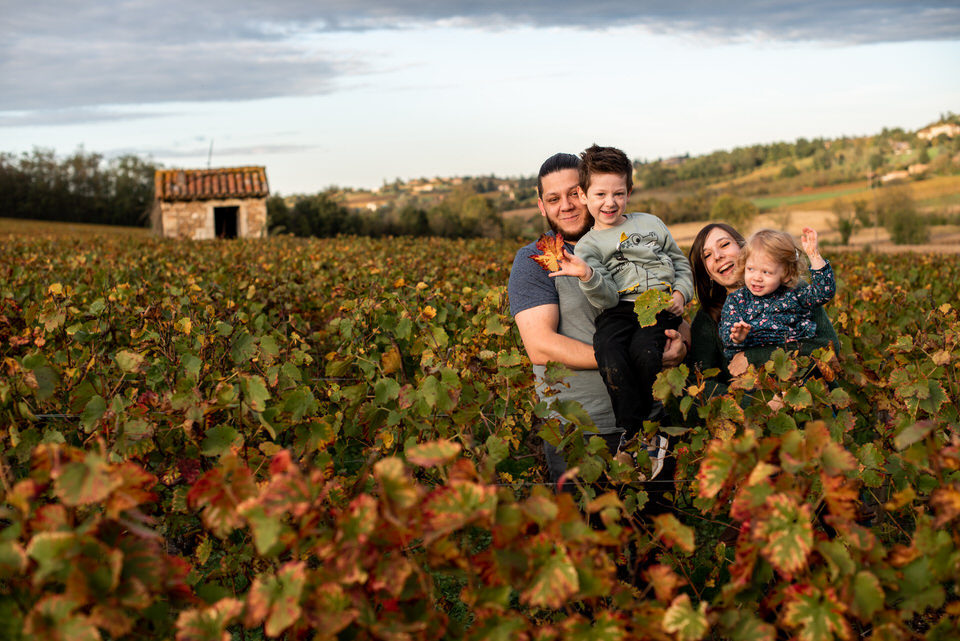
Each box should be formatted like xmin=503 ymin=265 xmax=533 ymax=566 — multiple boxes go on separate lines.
xmin=508 ymin=235 xmax=618 ymax=434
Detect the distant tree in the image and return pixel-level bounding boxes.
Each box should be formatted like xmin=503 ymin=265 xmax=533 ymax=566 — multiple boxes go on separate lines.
xmin=266 ymin=196 xmax=291 ymax=234
xmin=876 ymin=184 xmax=927 ymax=244
xmin=672 ymin=190 xmax=713 ymax=223
xmin=795 ymin=138 xmax=817 ymax=158
xmin=812 ymin=148 xmax=833 ymax=171
xmin=427 ymin=203 xmax=460 ymax=237
xmin=0 ymin=147 xmax=156 ymax=226
xmin=766 ymin=142 xmax=794 ymax=163
xmin=830 ymin=199 xmax=858 ymax=245
xmin=638 ymin=163 xmax=674 ymax=189
xmin=397 ymin=204 xmax=430 ymax=236
xmin=108 ymin=154 xmax=157 ymax=226
xmin=710 ymin=194 xmax=758 ymax=229
xmin=778 ymin=163 xmax=800 ymax=179
xmin=917 ymin=143 xmax=931 ymax=164
xmin=851 ymin=199 xmax=873 ymax=228
xmin=460 ymin=194 xmax=502 ymax=238
xmin=271 ymin=191 xmax=354 ymax=237
xmin=868 ymin=153 xmax=884 ymax=171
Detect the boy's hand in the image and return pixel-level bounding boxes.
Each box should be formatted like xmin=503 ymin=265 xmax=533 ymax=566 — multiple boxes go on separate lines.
xmin=729 ymin=320 xmax=751 ymax=344
xmin=801 ymin=227 xmax=826 ymax=269
xmin=548 ymin=247 xmax=593 ymax=282
xmin=668 ymin=291 xmax=685 ymax=316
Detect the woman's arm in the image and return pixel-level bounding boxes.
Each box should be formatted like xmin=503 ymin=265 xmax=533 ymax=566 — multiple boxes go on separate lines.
xmin=800 ymin=305 xmax=840 ymax=353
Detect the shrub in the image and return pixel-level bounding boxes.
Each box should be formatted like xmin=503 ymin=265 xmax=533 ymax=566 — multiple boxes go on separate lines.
xmin=875 ymin=184 xmax=928 ymax=244
xmin=710 ymin=193 xmax=758 ymax=228
xmin=831 ymin=199 xmax=859 ymax=245
xmin=778 ymin=163 xmax=800 ymax=179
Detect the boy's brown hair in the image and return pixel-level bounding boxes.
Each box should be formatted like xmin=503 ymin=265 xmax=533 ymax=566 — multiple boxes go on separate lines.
xmin=736 ymin=229 xmax=804 ymax=288
xmin=579 ymin=144 xmax=633 ymax=193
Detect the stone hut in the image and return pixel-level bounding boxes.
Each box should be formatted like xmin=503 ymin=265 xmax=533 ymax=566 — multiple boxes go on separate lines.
xmin=151 ymin=166 xmax=269 ymax=239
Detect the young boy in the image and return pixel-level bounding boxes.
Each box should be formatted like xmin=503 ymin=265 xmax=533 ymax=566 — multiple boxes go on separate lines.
xmin=551 ymin=145 xmax=694 ymax=454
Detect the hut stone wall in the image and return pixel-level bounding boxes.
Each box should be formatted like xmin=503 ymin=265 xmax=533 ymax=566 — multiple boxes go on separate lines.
xmin=151 ymin=198 xmax=267 ymax=239
xmin=152 ymin=166 xmax=269 ymax=240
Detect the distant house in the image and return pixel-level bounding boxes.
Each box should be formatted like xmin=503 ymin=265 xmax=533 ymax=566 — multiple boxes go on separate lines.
xmin=891 ymin=141 xmax=912 ymax=155
xmin=918 ymin=123 xmax=960 ymax=141
xmin=880 ymin=170 xmax=910 ymax=184
xmin=151 ymin=166 xmax=269 ymax=239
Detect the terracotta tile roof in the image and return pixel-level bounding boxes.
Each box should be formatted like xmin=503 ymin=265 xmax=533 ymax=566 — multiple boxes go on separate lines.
xmin=155 ymin=167 xmax=269 ymax=201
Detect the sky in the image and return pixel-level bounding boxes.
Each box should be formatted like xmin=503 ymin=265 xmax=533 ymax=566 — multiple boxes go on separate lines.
xmin=2 ymin=1 xmax=959 ymax=195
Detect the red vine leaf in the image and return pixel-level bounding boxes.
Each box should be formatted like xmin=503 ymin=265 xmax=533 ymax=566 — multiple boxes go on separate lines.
xmin=531 ymin=233 xmax=565 ymax=272
xmin=175 ymin=597 xmax=243 ymax=641
xmin=187 ymin=455 xmax=258 ymax=539
xmin=244 ymin=562 xmax=306 ymax=638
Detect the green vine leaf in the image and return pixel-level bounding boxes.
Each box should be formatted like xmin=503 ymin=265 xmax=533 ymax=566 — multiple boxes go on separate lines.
xmin=633 ymin=288 xmax=673 ymax=328
xmin=663 ymin=594 xmax=709 ymax=641
xmin=520 ymin=545 xmax=579 ymax=609
xmin=753 ymin=493 xmax=813 ymax=578
xmin=175 ymin=597 xmax=244 ymax=641
xmin=782 ymin=585 xmax=851 ymax=641
xmin=406 ymin=439 xmax=462 ymax=467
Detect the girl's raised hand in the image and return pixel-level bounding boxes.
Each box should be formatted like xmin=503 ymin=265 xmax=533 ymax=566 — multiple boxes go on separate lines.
xmin=800 ymin=227 xmax=825 ymax=269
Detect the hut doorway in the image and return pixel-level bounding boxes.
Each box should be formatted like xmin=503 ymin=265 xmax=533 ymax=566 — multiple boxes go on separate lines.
xmin=214 ymin=206 xmax=239 ymax=239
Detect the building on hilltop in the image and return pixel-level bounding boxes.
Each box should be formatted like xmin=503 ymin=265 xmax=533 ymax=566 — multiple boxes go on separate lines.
xmin=151 ymin=166 xmax=269 ymax=239
xmin=918 ymin=123 xmax=960 ymax=141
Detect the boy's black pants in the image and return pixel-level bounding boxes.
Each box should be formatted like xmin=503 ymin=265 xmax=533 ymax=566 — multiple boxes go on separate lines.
xmin=593 ymin=302 xmax=682 ymax=441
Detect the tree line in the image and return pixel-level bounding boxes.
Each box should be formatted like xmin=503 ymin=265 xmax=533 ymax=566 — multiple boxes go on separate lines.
xmin=267 ymin=184 xmax=511 ymax=239
xmin=1 ymin=147 xmax=512 ymax=238
xmin=635 ymin=114 xmax=960 ymax=192
xmin=0 ymin=148 xmax=157 ymax=227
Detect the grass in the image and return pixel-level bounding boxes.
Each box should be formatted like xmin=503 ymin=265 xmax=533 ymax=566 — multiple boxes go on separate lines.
xmin=751 ymin=174 xmax=960 ymax=212
xmin=0 ymin=218 xmax=151 ymax=238
xmin=751 ymin=186 xmax=871 ymax=211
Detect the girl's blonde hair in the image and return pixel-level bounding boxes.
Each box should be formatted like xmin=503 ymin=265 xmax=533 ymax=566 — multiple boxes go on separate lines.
xmin=735 ymin=229 xmax=804 ymax=288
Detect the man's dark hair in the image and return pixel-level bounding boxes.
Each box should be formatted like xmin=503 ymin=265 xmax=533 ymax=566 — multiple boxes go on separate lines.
xmin=537 ymin=153 xmax=581 ymax=198
xmin=579 ymin=144 xmax=633 ymax=194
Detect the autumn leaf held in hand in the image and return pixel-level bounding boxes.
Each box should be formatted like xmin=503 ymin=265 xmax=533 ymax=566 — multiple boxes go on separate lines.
xmin=531 ymin=233 xmax=565 ymax=271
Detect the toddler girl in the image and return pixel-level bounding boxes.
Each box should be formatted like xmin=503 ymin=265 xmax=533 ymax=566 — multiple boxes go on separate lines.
xmin=720 ymin=227 xmax=835 ymax=360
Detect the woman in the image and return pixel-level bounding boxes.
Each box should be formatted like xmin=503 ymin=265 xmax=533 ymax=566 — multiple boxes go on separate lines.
xmin=687 ymin=222 xmax=840 ymax=396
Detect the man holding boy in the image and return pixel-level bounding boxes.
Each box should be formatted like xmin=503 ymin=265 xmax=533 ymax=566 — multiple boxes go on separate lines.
xmin=550 ymin=145 xmax=694 ymax=456
xmin=508 ymin=151 xmax=686 ymax=487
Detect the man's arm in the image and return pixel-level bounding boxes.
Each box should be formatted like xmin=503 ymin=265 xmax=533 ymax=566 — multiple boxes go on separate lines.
xmin=516 ymin=304 xmax=688 ymax=369
xmin=514 ymin=304 xmax=598 ymax=369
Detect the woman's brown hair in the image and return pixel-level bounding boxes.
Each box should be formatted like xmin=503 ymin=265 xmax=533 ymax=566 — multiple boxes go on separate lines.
xmin=688 ymin=222 xmax=746 ymax=322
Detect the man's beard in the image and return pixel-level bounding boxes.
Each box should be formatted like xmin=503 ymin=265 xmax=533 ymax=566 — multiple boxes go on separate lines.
xmin=547 ymin=214 xmax=593 ymax=243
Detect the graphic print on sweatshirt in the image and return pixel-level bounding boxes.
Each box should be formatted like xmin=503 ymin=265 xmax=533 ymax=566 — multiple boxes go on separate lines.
xmin=609 ymin=231 xmax=675 ymax=294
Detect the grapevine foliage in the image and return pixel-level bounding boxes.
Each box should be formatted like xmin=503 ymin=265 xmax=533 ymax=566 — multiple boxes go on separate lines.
xmin=1 ymin=232 xmax=959 ymax=639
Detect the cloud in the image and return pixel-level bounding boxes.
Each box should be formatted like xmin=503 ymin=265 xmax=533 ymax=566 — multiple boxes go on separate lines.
xmin=0 ymin=107 xmax=170 ymax=128
xmin=133 ymin=143 xmax=319 ymax=159
xmin=2 ymin=1 xmax=957 ymax=115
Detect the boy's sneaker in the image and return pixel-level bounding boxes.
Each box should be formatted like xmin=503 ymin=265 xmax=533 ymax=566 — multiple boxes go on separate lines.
xmin=616 ymin=433 xmax=669 ymax=482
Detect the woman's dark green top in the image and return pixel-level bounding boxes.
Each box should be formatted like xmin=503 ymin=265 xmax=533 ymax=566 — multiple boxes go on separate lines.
xmin=688 ymin=305 xmax=840 ymax=397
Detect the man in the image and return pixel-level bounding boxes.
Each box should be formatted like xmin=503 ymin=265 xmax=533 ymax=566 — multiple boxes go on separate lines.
xmin=507 ymin=152 xmax=687 ymax=488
